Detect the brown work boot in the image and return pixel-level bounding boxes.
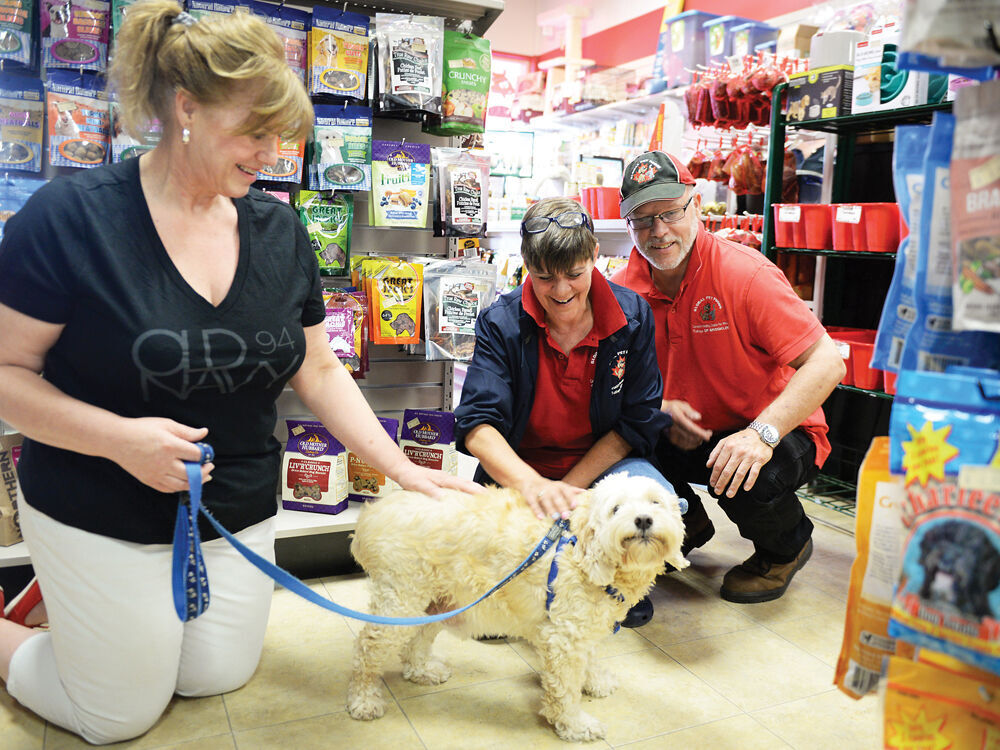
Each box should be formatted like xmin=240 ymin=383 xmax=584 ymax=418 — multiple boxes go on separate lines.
xmin=720 ymin=539 xmax=813 ymax=603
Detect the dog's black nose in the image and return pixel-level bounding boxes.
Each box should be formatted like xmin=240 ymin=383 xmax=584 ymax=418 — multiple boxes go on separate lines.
xmin=634 ymin=515 xmax=653 ymax=532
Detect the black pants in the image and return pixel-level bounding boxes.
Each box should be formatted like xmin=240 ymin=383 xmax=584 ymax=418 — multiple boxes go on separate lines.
xmin=654 ymin=428 xmax=817 ymax=563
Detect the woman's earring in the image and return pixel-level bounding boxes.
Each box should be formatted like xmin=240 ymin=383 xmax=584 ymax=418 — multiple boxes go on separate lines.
xmin=181 ymin=127 xmax=190 ymax=145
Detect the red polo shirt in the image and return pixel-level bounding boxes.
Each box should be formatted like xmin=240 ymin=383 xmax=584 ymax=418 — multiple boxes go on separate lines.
xmin=517 ymin=269 xmax=627 ymax=479
xmin=610 ymin=227 xmax=830 ymax=467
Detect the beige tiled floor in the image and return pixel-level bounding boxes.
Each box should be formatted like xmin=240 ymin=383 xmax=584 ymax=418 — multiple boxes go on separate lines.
xmin=0 ymin=497 xmax=882 ymax=749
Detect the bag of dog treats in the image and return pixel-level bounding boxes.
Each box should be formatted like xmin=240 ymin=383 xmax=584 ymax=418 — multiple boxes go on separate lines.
xmin=374 ymin=13 xmax=443 ymax=114
xmin=363 ymin=257 xmax=423 ymax=345
xmin=0 ymin=174 xmax=45 ymax=240
xmin=42 ymin=0 xmax=110 ymax=72
xmin=399 ymin=409 xmax=457 ymax=474
xmin=422 ymin=29 xmax=490 ymax=136
xmin=899 ymin=0 xmax=1000 ymax=73
xmin=296 ymin=190 xmax=352 ymax=275
xmin=0 ymin=0 xmax=36 ymax=70
xmin=309 ymin=104 xmax=371 ymax=192
xmin=256 ymin=138 xmax=304 ymax=183
xmin=45 ymin=69 xmax=109 ymax=169
xmin=422 ymin=258 xmax=496 ymax=361
xmin=432 ymin=147 xmax=490 ymax=238
xmin=322 ymin=289 xmax=367 ymax=378
xmin=951 ymin=79 xmax=1000 ymax=333
xmin=186 ymin=0 xmax=239 ymax=21
xmin=0 ymin=73 xmax=44 ymax=174
xmin=0 ymin=432 xmax=23 ymax=546
xmin=836 ymin=437 xmax=913 ymax=699
xmin=347 ymin=416 xmax=399 ymax=502
xmin=252 ymin=0 xmax=308 ymax=83
xmin=110 ymin=99 xmax=159 ymax=162
xmin=888 ymin=368 xmax=1000 ymax=674
xmin=308 ymin=6 xmax=368 ymax=100
xmin=370 ymin=139 xmax=430 ymax=229
xmin=281 ymin=418 xmax=348 ymax=515
xmin=110 ymin=0 xmax=138 ymax=46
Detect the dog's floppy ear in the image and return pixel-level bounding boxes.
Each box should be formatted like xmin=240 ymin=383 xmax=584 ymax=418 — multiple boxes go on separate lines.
xmin=570 ymin=491 xmax=617 ymax=587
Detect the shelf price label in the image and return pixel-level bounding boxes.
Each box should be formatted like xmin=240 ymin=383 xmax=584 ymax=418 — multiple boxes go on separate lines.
xmin=778 ymin=205 xmax=801 ymax=222
xmin=836 ymin=205 xmax=863 ymax=224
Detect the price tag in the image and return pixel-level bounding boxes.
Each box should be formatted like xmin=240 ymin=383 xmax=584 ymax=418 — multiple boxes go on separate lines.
xmin=778 ymin=205 xmax=801 ymax=222
xmin=836 ymin=205 xmax=863 ymax=224
xmin=835 ymin=341 xmax=851 ymax=359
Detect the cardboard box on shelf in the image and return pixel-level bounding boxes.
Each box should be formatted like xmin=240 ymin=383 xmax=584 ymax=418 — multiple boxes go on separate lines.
xmin=852 ymin=24 xmax=928 ymax=114
xmin=777 ymin=23 xmax=819 ymax=59
xmin=786 ymin=65 xmax=853 ymax=122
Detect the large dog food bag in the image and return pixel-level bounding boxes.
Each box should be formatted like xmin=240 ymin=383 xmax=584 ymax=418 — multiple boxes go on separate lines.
xmin=281 ymin=419 xmax=348 ymax=515
xmin=347 ymin=417 xmax=399 ymax=502
xmin=399 ymin=409 xmax=456 ymax=474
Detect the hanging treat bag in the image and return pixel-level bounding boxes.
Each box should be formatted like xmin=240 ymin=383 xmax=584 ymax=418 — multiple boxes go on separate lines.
xmin=900 ymin=112 xmax=1000 ymax=372
xmin=423 ymin=29 xmax=491 ymax=136
xmin=363 ymin=257 xmax=423 ymax=345
xmin=252 ymin=0 xmax=308 ymax=84
xmin=281 ymin=418 xmax=348 ymax=515
xmin=0 ymin=74 xmax=44 ymax=174
xmin=0 ymin=0 xmax=35 ymax=70
xmin=872 ymin=125 xmax=929 ymax=372
xmin=256 ymin=138 xmax=304 ymax=183
xmin=951 ymin=80 xmax=1000 ymax=334
xmin=888 ymin=368 xmax=1000 ymax=674
xmin=185 ymin=0 xmax=239 ymax=21
xmin=432 ymin=147 xmax=490 ymax=238
xmin=322 ymin=289 xmax=367 ymax=378
xmin=308 ymin=6 xmax=368 ymax=100
xmin=347 ymin=417 xmax=399 ymax=502
xmin=110 ymin=0 xmax=140 ymax=47
xmin=0 ymin=174 xmax=46 ymax=240
xmin=899 ymin=0 xmax=1000 ymax=74
xmin=110 ymin=98 xmax=159 ymax=162
xmin=42 ymin=0 xmax=109 ymax=71
xmin=309 ymin=104 xmax=372 ymax=192
xmin=835 ymin=437 xmax=913 ymax=699
xmin=370 ymin=139 xmax=430 ymax=228
xmin=296 ymin=190 xmax=352 ymax=275
xmin=46 ymin=70 xmax=109 ymax=169
xmin=422 ymin=258 xmax=496 ymax=361
xmin=399 ymin=408 xmax=457 ymax=474
xmin=374 ymin=13 xmax=443 ymax=114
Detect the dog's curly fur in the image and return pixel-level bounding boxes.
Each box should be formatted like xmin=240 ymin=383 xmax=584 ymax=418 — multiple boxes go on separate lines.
xmin=346 ymin=473 xmax=687 ymax=742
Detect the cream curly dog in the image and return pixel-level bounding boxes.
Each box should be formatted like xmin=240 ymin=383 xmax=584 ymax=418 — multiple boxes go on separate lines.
xmin=346 ymin=473 xmax=687 ymax=742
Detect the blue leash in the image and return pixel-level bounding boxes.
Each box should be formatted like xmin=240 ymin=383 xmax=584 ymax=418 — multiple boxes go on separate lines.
xmin=174 ymin=443 xmax=571 ymax=625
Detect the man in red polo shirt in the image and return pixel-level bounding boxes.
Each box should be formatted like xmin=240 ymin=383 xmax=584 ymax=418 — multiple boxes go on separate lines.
xmin=610 ymin=151 xmax=845 ymax=603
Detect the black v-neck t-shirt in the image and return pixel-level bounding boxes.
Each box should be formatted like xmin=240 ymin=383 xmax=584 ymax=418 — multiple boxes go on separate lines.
xmin=0 ymin=158 xmax=325 ymax=543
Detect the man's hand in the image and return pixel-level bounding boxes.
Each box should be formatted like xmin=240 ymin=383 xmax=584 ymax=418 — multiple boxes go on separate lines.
xmin=706 ymin=429 xmax=774 ymax=497
xmin=664 ymin=400 xmax=713 ymax=450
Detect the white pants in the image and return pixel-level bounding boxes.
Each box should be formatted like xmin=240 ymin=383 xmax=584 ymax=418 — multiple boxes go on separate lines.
xmin=8 ymin=498 xmax=276 ymax=745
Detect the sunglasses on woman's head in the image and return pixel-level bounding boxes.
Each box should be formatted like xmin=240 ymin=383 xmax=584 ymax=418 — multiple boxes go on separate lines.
xmin=520 ymin=211 xmax=594 ymax=236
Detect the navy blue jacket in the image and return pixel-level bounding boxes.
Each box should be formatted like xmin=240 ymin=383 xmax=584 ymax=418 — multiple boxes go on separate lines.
xmin=455 ymin=280 xmax=670 ymax=484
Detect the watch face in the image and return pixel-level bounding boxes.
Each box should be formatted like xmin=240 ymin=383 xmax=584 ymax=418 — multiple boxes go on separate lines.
xmin=761 ymin=425 xmax=779 ymax=444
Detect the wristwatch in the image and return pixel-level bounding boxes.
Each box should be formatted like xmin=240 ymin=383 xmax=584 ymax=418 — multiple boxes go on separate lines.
xmin=747 ymin=420 xmax=780 ymax=448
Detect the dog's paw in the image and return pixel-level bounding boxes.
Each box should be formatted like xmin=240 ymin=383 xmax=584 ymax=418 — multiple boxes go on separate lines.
xmin=346 ymin=685 xmax=387 ymax=721
xmin=555 ymin=712 xmax=606 ymax=742
xmin=583 ymin=667 xmax=618 ymax=698
xmin=402 ymin=659 xmax=452 ymax=685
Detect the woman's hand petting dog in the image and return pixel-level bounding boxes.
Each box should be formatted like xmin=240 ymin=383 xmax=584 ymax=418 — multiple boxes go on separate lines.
xmin=517 ymin=478 xmax=583 ymax=520
xmin=390 ymin=462 xmax=483 ymax=499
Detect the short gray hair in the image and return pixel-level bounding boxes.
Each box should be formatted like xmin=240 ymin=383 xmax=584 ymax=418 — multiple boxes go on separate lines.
xmin=520 ymin=197 xmax=597 ymax=274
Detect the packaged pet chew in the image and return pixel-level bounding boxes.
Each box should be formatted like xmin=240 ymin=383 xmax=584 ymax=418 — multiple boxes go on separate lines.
xmin=951 ymin=80 xmax=1000 ymax=333
xmin=322 ymin=289 xmax=368 ymax=378
xmin=0 ymin=74 xmax=44 ymax=173
xmin=363 ymin=258 xmax=423 ymax=345
xmin=110 ymin=99 xmax=159 ymax=162
xmin=423 ymin=29 xmax=490 ymax=136
xmin=110 ymin=0 xmax=139 ymax=46
xmin=422 ymin=258 xmax=496 ymax=361
xmin=0 ymin=0 xmax=35 ymax=70
xmin=42 ymin=0 xmax=110 ymax=72
xmin=375 ymin=13 xmax=443 ymax=114
xmin=282 ymin=419 xmax=348 ymax=515
xmin=297 ymin=190 xmax=352 ymax=275
xmin=400 ymin=408 xmax=456 ymax=474
xmin=308 ymin=6 xmax=368 ymax=100
xmin=186 ymin=0 xmax=239 ymax=21
xmin=0 ymin=174 xmax=46 ymax=240
xmin=252 ymin=0 xmax=308 ymax=83
xmin=309 ymin=104 xmax=372 ymax=192
xmin=347 ymin=416 xmax=399 ymax=502
xmin=370 ymin=139 xmax=430 ymax=228
xmin=888 ymin=368 xmax=1000 ymax=674
xmin=256 ymin=138 xmax=304 ymax=183
xmin=45 ymin=69 xmax=109 ymax=169
xmin=0 ymin=431 xmax=23 ymax=546
xmin=432 ymin=147 xmax=490 ymax=237
xmin=835 ymin=437 xmax=912 ymax=699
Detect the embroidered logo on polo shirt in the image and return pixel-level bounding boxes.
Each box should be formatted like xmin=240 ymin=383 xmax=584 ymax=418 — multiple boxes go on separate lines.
xmin=692 ymin=296 xmax=729 ymax=334
xmin=630 ymin=160 xmax=658 ymax=184
xmin=610 ymin=351 xmax=627 ymax=395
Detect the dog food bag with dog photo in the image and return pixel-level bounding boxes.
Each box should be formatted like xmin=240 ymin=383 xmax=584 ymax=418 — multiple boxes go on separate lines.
xmin=0 ymin=74 xmax=44 ymax=174
xmin=297 ymin=190 xmax=352 ymax=275
xmin=252 ymin=0 xmax=308 ymax=84
xmin=42 ymin=0 xmax=110 ymax=72
xmin=370 ymin=139 xmax=430 ymax=229
xmin=347 ymin=416 xmax=399 ymax=502
xmin=281 ymin=419 xmax=348 ymax=514
xmin=888 ymin=368 xmax=1000 ymax=674
xmin=951 ymin=80 xmax=1000 ymax=333
xmin=363 ymin=258 xmax=423 ymax=345
xmin=309 ymin=104 xmax=371 ymax=192
xmin=422 ymin=258 xmax=496 ymax=361
xmin=422 ymin=30 xmax=491 ymax=136
xmin=374 ymin=13 xmax=443 ymax=115
xmin=45 ymin=70 xmax=109 ymax=169
xmin=0 ymin=0 xmax=35 ymax=70
xmin=308 ymin=6 xmax=368 ymax=100
xmin=835 ymin=437 xmax=913 ymax=699
xmin=400 ymin=409 xmax=457 ymax=474
xmin=0 ymin=431 xmax=23 ymax=546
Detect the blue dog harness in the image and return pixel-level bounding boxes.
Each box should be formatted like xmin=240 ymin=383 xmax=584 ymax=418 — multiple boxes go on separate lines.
xmin=544 ymin=532 xmax=625 ymax=634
